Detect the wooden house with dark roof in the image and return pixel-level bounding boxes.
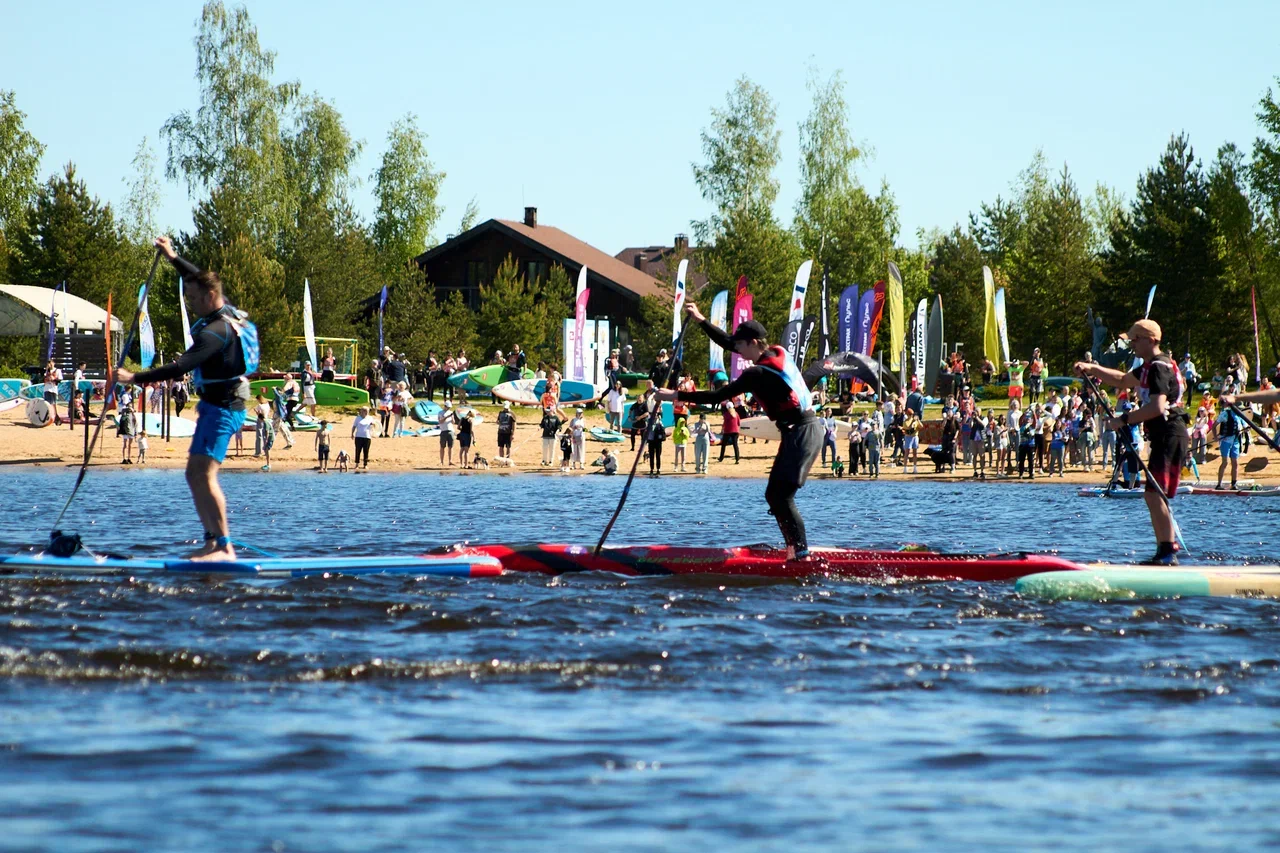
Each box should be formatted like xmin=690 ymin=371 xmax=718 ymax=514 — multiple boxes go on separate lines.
xmin=411 ymin=208 xmax=670 ymax=337
xmin=614 ymin=234 xmax=707 ymax=292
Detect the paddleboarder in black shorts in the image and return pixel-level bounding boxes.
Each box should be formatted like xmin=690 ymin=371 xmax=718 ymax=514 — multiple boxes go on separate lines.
xmin=1074 ymin=319 xmax=1190 ymax=565
xmin=656 ymin=303 xmax=824 ymax=560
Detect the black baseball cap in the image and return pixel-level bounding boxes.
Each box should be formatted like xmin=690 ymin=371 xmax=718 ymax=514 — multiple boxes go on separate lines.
xmin=729 ymin=320 xmax=768 ymax=345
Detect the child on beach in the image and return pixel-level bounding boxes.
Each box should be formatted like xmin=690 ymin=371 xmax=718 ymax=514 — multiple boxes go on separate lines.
xmin=335 ymin=448 xmax=350 ymax=472
xmin=137 ymin=430 xmax=148 ymax=465
xmin=118 ymin=400 xmax=136 ymax=464
xmin=672 ymin=415 xmax=689 ymax=472
xmin=316 ymin=421 xmax=331 ymax=472
xmin=559 ymin=428 xmax=573 ymax=473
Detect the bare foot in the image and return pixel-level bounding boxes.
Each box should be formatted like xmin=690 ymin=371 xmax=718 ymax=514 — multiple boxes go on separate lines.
xmin=188 ymin=544 xmax=237 ymax=562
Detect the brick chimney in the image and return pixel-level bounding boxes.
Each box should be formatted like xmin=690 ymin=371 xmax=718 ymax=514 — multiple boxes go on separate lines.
xmin=524 ymin=207 xmax=538 ymax=228
xmin=634 ymin=253 xmax=647 ymax=270
xmin=674 ymin=233 xmax=688 ymax=253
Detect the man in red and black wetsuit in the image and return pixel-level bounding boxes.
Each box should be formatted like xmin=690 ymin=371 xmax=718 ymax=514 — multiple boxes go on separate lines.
xmin=656 ymin=302 xmax=825 ymax=559
xmin=1074 ymin=319 xmax=1190 ymax=565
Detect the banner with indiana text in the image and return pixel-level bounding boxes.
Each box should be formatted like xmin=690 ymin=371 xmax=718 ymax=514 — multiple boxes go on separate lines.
xmin=913 ymin=298 xmax=927 ymax=389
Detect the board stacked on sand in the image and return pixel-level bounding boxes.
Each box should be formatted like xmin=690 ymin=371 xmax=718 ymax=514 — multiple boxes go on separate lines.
xmin=249 ymin=380 xmax=369 ymax=407
xmin=458 ymin=543 xmax=1084 ymax=581
xmin=1017 ymin=564 xmax=1280 ymax=600
xmin=107 ymin=412 xmax=198 ymax=438
xmin=21 ymin=379 xmax=101 ymax=402
xmin=0 ymin=378 xmax=30 ymax=397
xmin=588 ymin=427 xmax=625 ymax=443
xmin=621 ymin=401 xmax=675 ymax=430
xmin=0 ymin=551 xmax=503 ymax=580
xmin=410 ymin=399 xmax=443 ymax=423
xmin=491 ymin=378 xmax=600 ymax=406
xmin=447 ymin=365 xmax=535 ymax=394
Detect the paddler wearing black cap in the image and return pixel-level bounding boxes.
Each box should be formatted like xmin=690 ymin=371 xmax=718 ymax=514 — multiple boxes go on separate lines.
xmin=1074 ymin=318 xmax=1190 ymax=565
xmin=655 ymin=302 xmax=825 ymax=560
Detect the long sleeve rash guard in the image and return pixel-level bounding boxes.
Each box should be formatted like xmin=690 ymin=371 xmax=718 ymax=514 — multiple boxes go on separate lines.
xmin=131 ymin=255 xmax=250 ymax=410
xmin=676 ymin=320 xmax=823 ymax=426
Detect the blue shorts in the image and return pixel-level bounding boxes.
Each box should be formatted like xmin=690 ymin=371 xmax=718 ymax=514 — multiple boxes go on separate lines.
xmin=191 ymin=400 xmax=246 ymax=463
xmin=1219 ymin=436 xmax=1240 ymax=459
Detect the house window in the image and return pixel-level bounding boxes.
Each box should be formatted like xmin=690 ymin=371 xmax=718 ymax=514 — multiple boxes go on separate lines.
xmin=466 ymin=261 xmax=488 ymax=288
xmin=526 ymin=261 xmax=548 ymax=284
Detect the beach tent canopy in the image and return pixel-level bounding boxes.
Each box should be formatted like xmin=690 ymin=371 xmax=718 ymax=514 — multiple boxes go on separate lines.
xmin=0 ymin=284 xmax=122 ymax=337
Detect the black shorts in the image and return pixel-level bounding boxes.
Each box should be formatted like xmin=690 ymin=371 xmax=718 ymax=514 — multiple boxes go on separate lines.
xmin=318 ymin=445 xmax=330 ymax=459
xmin=1147 ymin=423 xmax=1190 ymax=496
xmin=439 ymin=432 xmax=454 ymax=448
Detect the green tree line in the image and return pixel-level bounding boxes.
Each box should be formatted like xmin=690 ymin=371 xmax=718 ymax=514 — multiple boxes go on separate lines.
xmin=3 ymin=4 xmax=1280 ymax=382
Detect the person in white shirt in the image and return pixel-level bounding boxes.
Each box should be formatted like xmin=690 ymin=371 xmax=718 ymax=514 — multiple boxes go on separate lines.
xmin=692 ymin=412 xmax=712 ymax=473
xmin=604 ymin=381 xmax=627 ymax=432
xmin=43 ymin=359 xmax=64 ymax=426
xmin=350 ymin=405 xmax=377 ymax=469
xmin=569 ymin=407 xmax=586 ymax=469
xmin=438 ymin=401 xmax=457 ymax=466
xmin=393 ymin=382 xmax=413 ymax=437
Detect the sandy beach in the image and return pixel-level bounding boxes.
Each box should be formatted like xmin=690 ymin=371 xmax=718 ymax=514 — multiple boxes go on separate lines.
xmin=4 ymin=401 xmax=1275 ymax=486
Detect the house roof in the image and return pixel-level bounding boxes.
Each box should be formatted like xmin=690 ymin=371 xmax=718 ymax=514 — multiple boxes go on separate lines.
xmin=0 ymin=284 xmax=122 ymax=337
xmin=615 ymin=245 xmax=709 ymax=292
xmin=414 ymin=219 xmax=668 ymax=302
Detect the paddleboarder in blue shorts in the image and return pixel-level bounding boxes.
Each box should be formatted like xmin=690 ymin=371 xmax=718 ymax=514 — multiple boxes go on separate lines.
xmin=117 ymin=236 xmax=258 ymax=561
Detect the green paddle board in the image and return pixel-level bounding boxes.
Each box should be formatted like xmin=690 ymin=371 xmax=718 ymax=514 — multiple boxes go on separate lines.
xmin=249 ymin=379 xmax=369 ymax=407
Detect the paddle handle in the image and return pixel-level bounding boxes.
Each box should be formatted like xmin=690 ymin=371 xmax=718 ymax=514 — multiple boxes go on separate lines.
xmin=51 ymin=250 xmax=163 ymax=533
xmin=595 ymin=318 xmax=694 ymax=556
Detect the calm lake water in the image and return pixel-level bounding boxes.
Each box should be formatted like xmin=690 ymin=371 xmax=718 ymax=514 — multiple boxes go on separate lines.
xmin=1 ymin=469 xmax=1279 ymax=852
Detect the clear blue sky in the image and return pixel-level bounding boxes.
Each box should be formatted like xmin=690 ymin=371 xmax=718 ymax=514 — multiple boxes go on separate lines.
xmin=4 ymin=0 xmax=1278 ymax=255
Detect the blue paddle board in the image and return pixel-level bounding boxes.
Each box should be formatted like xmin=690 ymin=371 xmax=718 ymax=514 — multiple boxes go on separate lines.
xmin=0 ymin=552 xmax=503 ymax=580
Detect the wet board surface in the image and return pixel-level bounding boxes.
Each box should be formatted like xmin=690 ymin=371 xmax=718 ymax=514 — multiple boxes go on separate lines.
xmin=460 ymin=543 xmax=1086 ymax=582
xmin=0 ymin=552 xmax=503 ymax=580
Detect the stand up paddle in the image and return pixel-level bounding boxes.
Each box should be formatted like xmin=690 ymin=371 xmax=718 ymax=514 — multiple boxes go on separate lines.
xmin=595 ymin=319 xmax=693 ymax=556
xmin=1081 ymin=372 xmax=1190 ymax=555
xmin=48 ymin=249 xmax=162 ymax=554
